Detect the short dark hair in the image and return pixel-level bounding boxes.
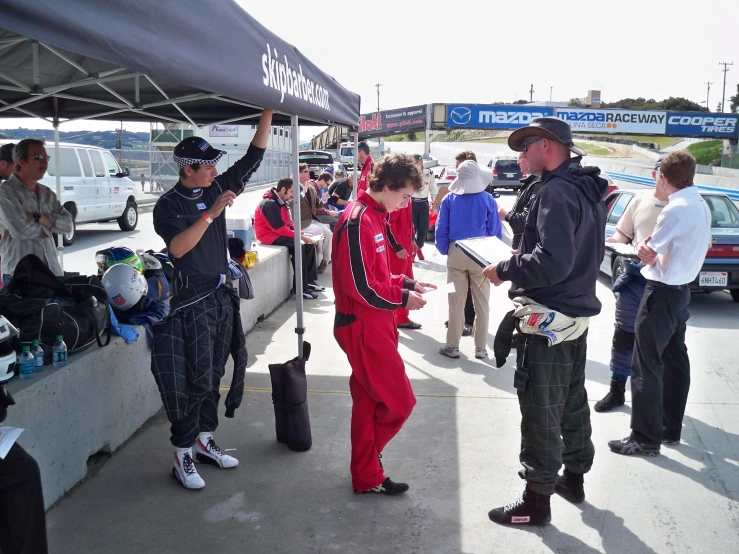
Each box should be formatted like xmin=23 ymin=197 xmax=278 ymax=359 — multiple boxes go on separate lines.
xmin=368 ymin=153 xmax=423 ymax=193
xmin=357 ymin=141 xmax=370 ymax=155
xmin=317 ymin=171 xmax=333 ymax=183
xmin=413 ymin=154 xmax=423 ymax=163
xmin=276 ymin=177 xmax=293 ymax=192
xmin=0 ymin=143 xmax=15 ymax=163
xmin=178 ymin=163 xmax=201 ymax=179
xmin=13 ymin=138 xmax=46 ymax=164
xmin=455 ymin=150 xmax=476 ymax=163
xmin=660 ymin=150 xmax=696 ymax=189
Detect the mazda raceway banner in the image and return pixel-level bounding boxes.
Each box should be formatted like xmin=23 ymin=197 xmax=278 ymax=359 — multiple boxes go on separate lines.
xmin=446 ymin=104 xmax=738 ymax=138
xmin=357 ymin=105 xmax=426 ymax=139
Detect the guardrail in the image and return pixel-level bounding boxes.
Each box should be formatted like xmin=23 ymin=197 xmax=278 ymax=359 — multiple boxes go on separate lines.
xmin=605 ymin=171 xmax=739 ymax=202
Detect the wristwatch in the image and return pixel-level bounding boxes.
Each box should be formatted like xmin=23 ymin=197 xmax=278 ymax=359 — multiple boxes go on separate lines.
xmin=33 ymin=212 xmax=41 ymax=224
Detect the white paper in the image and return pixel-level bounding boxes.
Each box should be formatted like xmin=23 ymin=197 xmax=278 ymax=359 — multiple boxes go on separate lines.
xmin=455 ymin=236 xmax=514 ymax=267
xmin=0 ymin=426 xmax=24 ymax=459
xmin=421 ymin=282 xmax=455 ymax=295
xmin=605 ymin=242 xmax=638 ymax=257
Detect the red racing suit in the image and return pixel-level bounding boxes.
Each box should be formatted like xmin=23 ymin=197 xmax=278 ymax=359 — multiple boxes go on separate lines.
xmin=356 ymin=156 xmax=374 ymax=194
xmin=331 ymin=190 xmax=417 ymax=491
xmin=388 ymin=203 xmax=415 ymax=324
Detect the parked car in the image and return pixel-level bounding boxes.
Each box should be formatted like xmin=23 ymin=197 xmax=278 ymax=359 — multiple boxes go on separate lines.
xmin=298 ymin=150 xmax=333 ymax=180
xmin=435 ymin=165 xmax=457 ymax=188
xmin=0 ymin=140 xmax=139 ymax=246
xmin=601 ymin=188 xmax=739 ymax=301
xmin=487 ymin=157 xmax=523 ymax=191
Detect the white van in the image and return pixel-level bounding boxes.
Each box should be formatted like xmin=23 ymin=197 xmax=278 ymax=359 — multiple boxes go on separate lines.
xmin=0 ymin=140 xmax=138 ymax=245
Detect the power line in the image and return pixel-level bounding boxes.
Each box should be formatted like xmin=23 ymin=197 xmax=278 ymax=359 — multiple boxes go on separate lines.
xmin=719 ymin=62 xmax=733 ymax=113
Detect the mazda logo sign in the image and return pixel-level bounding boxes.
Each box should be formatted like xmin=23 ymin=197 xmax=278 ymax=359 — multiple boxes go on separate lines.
xmin=450 ymin=106 xmax=472 ymax=125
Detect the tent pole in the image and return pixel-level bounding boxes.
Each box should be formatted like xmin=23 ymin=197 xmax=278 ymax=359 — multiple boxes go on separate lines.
xmin=291 ymin=114 xmax=304 ymax=359
xmin=352 ymin=130 xmax=359 ymax=199
xmin=53 ymin=100 xmax=61 ymax=199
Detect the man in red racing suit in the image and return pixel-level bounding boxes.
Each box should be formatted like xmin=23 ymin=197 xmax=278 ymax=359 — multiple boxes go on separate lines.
xmin=332 ymin=153 xmax=432 ymax=495
xmin=388 ymin=201 xmax=419 ymax=328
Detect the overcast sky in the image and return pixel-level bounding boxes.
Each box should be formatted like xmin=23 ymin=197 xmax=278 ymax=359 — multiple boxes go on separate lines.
xmin=2 ymin=0 xmax=737 ymax=142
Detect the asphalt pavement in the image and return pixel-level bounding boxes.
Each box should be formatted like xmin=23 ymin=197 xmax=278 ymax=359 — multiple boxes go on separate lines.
xmin=45 ymin=188 xmax=739 ymax=553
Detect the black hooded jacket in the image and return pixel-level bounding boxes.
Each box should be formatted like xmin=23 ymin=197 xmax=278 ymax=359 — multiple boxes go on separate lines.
xmin=496 ymin=156 xmax=607 ymax=317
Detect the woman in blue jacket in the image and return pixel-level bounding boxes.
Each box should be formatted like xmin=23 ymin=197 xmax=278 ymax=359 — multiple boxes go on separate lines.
xmin=436 ymin=160 xmax=502 ymax=359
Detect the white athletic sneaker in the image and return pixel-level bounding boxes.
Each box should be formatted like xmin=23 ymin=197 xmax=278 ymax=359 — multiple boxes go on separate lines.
xmin=194 ymin=435 xmax=239 ymax=469
xmin=475 ymin=348 xmax=488 ymax=359
xmin=171 ymin=448 xmax=205 ymax=490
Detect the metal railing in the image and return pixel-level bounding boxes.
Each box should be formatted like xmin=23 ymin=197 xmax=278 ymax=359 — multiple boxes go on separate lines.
xmin=605 ymin=171 xmax=739 ymax=201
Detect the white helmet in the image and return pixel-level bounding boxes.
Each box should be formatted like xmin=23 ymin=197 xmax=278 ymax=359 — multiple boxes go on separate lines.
xmin=102 ymin=263 xmax=148 ymax=311
xmin=0 ymin=316 xmax=20 ymax=383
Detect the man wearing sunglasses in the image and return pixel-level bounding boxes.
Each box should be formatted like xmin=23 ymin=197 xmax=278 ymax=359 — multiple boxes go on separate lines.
xmin=482 ymin=117 xmax=608 ymax=526
xmin=0 ymin=139 xmax=73 ymax=285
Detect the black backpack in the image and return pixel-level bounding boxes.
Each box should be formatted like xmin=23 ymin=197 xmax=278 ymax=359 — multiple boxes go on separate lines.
xmin=0 ymin=255 xmax=111 ymax=357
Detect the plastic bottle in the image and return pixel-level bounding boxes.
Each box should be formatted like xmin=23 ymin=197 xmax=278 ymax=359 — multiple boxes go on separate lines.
xmin=19 ymin=345 xmax=35 ymax=380
xmin=53 ymin=335 xmax=68 ymax=368
xmin=31 ymin=339 xmax=45 ymax=372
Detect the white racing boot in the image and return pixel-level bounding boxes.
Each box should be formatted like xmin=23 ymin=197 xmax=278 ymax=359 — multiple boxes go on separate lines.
xmin=171 ymin=448 xmax=205 ymax=490
xmin=194 ymin=434 xmax=239 ymax=469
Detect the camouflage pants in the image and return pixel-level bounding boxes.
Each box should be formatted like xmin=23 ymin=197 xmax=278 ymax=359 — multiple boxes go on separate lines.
xmin=515 ymin=330 xmax=594 ymax=495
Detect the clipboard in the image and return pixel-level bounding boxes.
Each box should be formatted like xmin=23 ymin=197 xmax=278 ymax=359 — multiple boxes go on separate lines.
xmin=605 ymin=242 xmax=640 ymax=261
xmin=454 ymin=237 xmax=512 ymax=269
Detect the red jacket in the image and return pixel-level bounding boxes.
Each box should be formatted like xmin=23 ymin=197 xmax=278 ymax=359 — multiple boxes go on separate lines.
xmin=389 ymin=202 xmax=414 ymax=251
xmin=254 ymin=188 xmax=294 ymax=245
xmin=357 ymin=156 xmax=374 ymax=194
xmin=332 ymin=191 xmax=415 ymax=315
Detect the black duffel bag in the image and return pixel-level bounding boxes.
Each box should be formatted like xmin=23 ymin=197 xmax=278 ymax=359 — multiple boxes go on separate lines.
xmin=0 ymin=255 xmax=111 ymax=356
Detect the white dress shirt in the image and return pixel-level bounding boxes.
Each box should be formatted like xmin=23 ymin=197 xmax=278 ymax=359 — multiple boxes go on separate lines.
xmin=641 ymin=186 xmax=712 ymax=286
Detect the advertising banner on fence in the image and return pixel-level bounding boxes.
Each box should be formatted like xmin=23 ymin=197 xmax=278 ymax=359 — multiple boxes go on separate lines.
xmin=666 ymin=112 xmax=739 ymax=138
xmin=357 ymin=105 xmax=426 ymax=138
xmin=554 ymin=108 xmax=666 ymax=134
xmin=446 ymin=104 xmax=554 ymax=129
xmin=209 ymin=125 xmax=239 ymax=137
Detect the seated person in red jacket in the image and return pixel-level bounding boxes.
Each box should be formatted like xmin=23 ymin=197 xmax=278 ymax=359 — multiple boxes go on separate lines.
xmin=255 ymin=177 xmax=322 ymax=299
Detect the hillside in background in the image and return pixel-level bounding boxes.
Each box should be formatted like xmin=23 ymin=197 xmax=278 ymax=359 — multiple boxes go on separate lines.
xmin=0 ymin=128 xmax=150 ymax=150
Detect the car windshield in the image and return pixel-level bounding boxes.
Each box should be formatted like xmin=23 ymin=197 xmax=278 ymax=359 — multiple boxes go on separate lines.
xmin=299 ymin=153 xmax=332 ymax=165
xmin=703 ymin=195 xmax=739 ymax=228
xmin=496 ymin=160 xmax=520 ymax=171
xmin=340 ymin=147 xmax=354 ymax=157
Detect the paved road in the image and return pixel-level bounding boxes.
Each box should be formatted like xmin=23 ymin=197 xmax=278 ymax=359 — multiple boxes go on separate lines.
xmin=46 ymin=227 xmax=739 ymax=554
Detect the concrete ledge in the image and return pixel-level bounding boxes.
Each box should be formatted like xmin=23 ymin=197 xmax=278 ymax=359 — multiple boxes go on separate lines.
xmin=3 ymin=242 xmax=292 ymax=508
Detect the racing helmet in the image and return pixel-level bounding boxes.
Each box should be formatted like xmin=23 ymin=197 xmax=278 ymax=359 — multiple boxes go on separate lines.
xmin=0 ymin=316 xmax=20 ymax=383
xmin=102 ymin=264 xmax=148 ymax=312
xmin=136 ymin=250 xmax=162 ymax=272
xmin=95 ymin=246 xmax=143 ymax=275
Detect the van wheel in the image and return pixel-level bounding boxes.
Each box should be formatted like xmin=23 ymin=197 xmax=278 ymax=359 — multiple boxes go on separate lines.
xmin=62 ymin=219 xmax=76 ymax=246
xmin=731 ymin=289 xmax=739 ymax=302
xmin=118 ymin=202 xmax=138 ymax=231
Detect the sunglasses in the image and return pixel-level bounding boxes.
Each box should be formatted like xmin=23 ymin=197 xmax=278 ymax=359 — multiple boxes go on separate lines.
xmin=32 ymin=154 xmax=51 ymax=161
xmin=520 ymin=137 xmax=543 ymax=152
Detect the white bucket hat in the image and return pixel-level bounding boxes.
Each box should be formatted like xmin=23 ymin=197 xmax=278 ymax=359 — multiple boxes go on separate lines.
xmin=448 ymin=160 xmax=491 ymax=195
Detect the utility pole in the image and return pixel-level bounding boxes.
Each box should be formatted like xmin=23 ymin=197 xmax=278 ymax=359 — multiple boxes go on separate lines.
xmin=375 ymin=83 xmax=382 ymax=112
xmin=705 ymin=81 xmax=713 ymax=112
xmin=719 ymin=62 xmax=733 ymax=112
xmin=529 ymin=84 xmax=535 ymax=103
xmin=550 ymin=86 xmax=553 ymax=102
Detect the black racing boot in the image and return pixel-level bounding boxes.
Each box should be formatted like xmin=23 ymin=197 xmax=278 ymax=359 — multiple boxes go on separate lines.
xmin=488 ymin=485 xmax=551 ymax=526
xmin=594 ymin=376 xmax=627 ymax=413
xmin=555 ymin=469 xmax=585 ymax=504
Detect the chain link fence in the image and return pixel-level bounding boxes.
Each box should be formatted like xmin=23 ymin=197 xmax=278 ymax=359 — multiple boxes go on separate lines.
xmin=109 ymin=147 xmax=293 ymax=192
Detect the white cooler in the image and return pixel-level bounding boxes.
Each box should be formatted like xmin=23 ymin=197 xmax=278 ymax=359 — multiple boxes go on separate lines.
xmin=226 ymin=214 xmax=255 ymax=249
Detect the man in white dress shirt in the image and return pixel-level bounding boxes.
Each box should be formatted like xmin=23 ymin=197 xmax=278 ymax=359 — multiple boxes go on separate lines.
xmin=609 ymin=150 xmax=711 ymax=456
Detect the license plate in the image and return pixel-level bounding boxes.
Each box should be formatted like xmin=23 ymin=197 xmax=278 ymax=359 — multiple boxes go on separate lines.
xmin=699 ymin=271 xmax=728 ymax=287
xmin=506 ymin=173 xmax=515 ymax=178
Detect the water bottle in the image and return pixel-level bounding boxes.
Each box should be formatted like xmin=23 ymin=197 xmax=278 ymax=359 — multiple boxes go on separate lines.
xmin=53 ymin=335 xmax=68 ymax=368
xmin=19 ymin=345 xmax=35 ymax=380
xmin=31 ymin=339 xmax=45 ymax=372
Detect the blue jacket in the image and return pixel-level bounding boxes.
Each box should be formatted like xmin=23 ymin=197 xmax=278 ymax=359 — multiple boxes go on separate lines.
xmin=435 ymin=192 xmax=502 ymax=255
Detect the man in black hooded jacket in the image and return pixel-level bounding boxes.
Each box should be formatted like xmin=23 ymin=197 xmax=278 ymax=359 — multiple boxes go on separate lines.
xmin=483 ymin=117 xmax=607 ymax=527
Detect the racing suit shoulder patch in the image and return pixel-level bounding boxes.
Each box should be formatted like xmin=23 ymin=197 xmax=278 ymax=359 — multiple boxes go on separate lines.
xmin=348 ymin=202 xmax=367 ymax=225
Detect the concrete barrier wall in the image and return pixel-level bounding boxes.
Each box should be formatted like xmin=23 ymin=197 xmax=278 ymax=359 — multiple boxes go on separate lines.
xmin=4 ymin=244 xmax=291 ymax=508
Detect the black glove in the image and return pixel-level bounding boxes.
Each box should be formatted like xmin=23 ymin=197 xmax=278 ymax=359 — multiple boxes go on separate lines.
xmin=0 ymin=384 xmax=15 ymax=423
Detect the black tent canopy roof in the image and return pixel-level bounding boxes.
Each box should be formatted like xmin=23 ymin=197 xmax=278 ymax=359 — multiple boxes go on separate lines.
xmin=0 ymin=0 xmax=360 ymax=127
